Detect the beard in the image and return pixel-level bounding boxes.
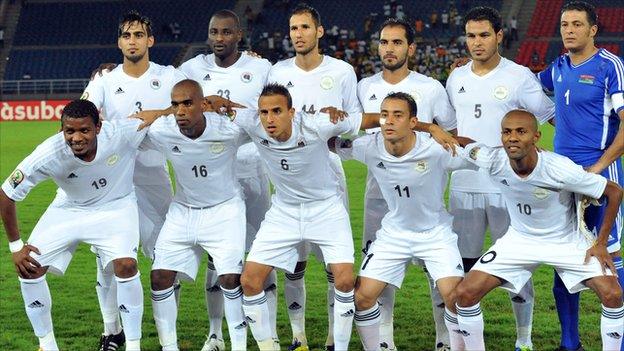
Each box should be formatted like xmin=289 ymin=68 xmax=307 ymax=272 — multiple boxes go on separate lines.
xmin=382 ymin=56 xmax=407 ymax=71
xmin=125 ymin=51 xmax=145 ymax=63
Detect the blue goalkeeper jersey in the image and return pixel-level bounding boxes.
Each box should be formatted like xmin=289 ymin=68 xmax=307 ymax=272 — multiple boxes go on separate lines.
xmin=538 ymin=48 xmax=624 ymax=166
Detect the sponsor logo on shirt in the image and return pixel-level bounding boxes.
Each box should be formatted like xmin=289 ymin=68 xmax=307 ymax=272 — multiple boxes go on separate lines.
xmin=67 ymin=172 xmax=78 ymax=179
xmin=458 ymin=86 xmax=466 ymax=94
xmin=493 ymin=86 xmax=509 ymax=100
xmin=369 ymin=94 xmax=377 ymax=101
xmin=286 ymin=81 xmax=294 ymax=88
xmin=556 ymin=74 xmax=562 ymax=83
xmin=376 ymin=162 xmax=386 ymax=169
xmin=320 ymin=76 xmax=334 ymax=90
xmin=115 ymin=87 xmax=125 ymax=95
xmin=9 ymin=169 xmax=24 ymax=188
xmin=203 ymin=73 xmax=211 ymax=81
xmin=578 ymin=74 xmax=595 ymax=85
xmin=240 ymin=72 xmax=253 ymax=83
xmin=500 ymin=179 xmax=509 ymax=186
xmin=172 ymin=146 xmax=182 ymax=154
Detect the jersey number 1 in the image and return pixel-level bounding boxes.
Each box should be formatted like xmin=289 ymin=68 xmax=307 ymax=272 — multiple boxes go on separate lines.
xmin=564 ymin=89 xmax=570 ymax=105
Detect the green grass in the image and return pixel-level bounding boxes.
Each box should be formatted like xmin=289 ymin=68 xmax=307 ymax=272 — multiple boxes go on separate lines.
xmin=0 ymin=121 xmax=604 ymax=350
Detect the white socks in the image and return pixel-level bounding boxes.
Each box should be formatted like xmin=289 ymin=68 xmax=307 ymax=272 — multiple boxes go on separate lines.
xmin=510 ymin=280 xmax=534 ymax=349
xmin=326 ymin=268 xmax=335 ymax=346
xmin=115 ymin=272 xmax=143 ymax=349
xmin=151 ymin=286 xmax=178 ymax=350
xmin=443 ymin=308 xmax=465 ymax=351
xmin=333 ymin=289 xmax=355 ymax=351
xmin=205 ymin=265 xmax=224 ymax=339
xmin=95 ymin=255 xmax=121 ymax=336
xmin=264 ymin=269 xmax=279 ymax=339
xmin=378 ymin=285 xmax=396 ymax=349
xmin=456 ymin=303 xmax=484 ymax=350
xmin=355 ymin=302 xmax=381 ymax=351
xmin=285 ymin=268 xmax=306 ymax=342
xmin=243 ymin=291 xmax=273 ymax=347
xmin=601 ymin=304 xmax=624 ymax=351
xmin=221 ymin=285 xmax=247 ymax=350
xmin=19 ymin=275 xmax=58 ymax=351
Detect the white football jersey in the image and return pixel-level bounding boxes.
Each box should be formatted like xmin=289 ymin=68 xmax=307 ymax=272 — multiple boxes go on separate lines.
xmin=2 ymin=119 xmax=146 ymax=209
xmin=357 ymin=71 xmax=456 ymax=133
xmin=446 ymin=57 xmax=555 ymax=193
xmin=144 ymin=113 xmax=248 ymax=207
xmin=465 ymin=144 xmax=607 ymax=242
xmin=233 ymin=109 xmax=362 ymax=204
xmin=178 ymin=53 xmax=272 ymax=178
xmin=338 ymin=133 xmax=474 ymax=233
xmin=268 ymin=56 xmax=362 ymax=117
xmin=83 ymin=62 xmax=186 ymax=185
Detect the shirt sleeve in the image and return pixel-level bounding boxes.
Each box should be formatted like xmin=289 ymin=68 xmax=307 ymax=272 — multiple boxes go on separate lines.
xmin=173 ymin=68 xmax=188 ymax=83
xmin=116 ymin=119 xmax=148 ymax=148
xmin=556 ymin=156 xmax=608 ymax=199
xmin=431 ymin=81 xmax=457 ymax=130
xmin=232 ymin=109 xmax=258 ymax=134
xmin=1 ymin=142 xmax=55 ymax=201
xmin=461 ymin=143 xmax=504 ymax=174
xmin=537 ymin=62 xmax=555 ymax=92
xmin=603 ymin=54 xmax=624 ymax=113
xmin=316 ymin=112 xmax=363 ymax=140
xmin=335 ymin=135 xmax=369 ymax=163
xmin=443 ymin=146 xmax=478 ymax=171
xmin=519 ymin=69 xmax=555 ymax=124
xmin=341 ymin=68 xmax=363 ymax=114
xmin=82 ymin=74 xmax=105 ymax=109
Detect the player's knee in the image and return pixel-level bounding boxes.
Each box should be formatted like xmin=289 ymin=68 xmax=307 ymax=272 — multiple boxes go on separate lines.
xmin=454 ymin=281 xmax=480 ymax=307
xmin=113 ymin=257 xmax=138 ymax=278
xmin=334 ymin=277 xmax=355 ymax=292
xmin=240 ymin=271 xmax=263 ymax=295
xmin=599 ymin=282 xmax=623 ymax=308
xmin=218 ymin=273 xmax=241 ymax=290
xmin=150 ymin=269 xmax=175 ymax=290
xmin=354 ymin=289 xmax=376 ymax=310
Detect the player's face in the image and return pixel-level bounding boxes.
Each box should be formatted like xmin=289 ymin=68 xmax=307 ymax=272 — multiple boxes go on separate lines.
xmin=379 ymin=26 xmax=415 ymax=72
xmin=289 ymin=13 xmax=323 ymax=56
xmin=258 ymin=94 xmax=295 ymax=142
xmin=560 ymin=10 xmax=597 ymax=52
xmin=118 ymin=21 xmax=154 ymax=63
xmin=208 ymin=16 xmax=242 ymax=59
xmin=62 ymin=117 xmax=101 ymax=160
xmin=501 ymin=114 xmax=540 ymax=160
xmin=171 ymin=87 xmax=206 ymax=130
xmin=465 ymin=20 xmax=502 ymax=62
xmin=380 ymin=98 xmax=417 ymax=142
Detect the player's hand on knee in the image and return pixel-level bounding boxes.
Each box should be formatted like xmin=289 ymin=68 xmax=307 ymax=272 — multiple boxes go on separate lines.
xmin=12 ymin=244 xmax=42 ymax=278
xmin=585 ymin=243 xmax=616 ymax=275
xmin=89 ymin=63 xmax=117 ymax=80
xmin=320 ymin=106 xmax=348 ymax=124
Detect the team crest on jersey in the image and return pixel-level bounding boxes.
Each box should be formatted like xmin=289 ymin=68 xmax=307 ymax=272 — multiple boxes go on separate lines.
xmin=410 ymin=90 xmax=422 ymax=103
xmin=493 ymin=86 xmax=509 ymax=100
xmin=9 ymin=169 xmax=24 ymax=188
xmin=150 ymin=79 xmax=161 ymax=90
xmin=533 ymin=187 xmax=550 ymax=199
xmin=106 ymin=154 xmax=119 ymax=166
xmin=414 ymin=160 xmax=428 ymax=172
xmin=80 ymin=92 xmax=89 ymax=100
xmin=578 ymin=74 xmax=595 ymax=85
xmin=210 ymin=142 xmax=225 ymax=154
xmin=469 ymin=147 xmax=480 ymax=160
xmin=240 ymin=72 xmax=253 ymax=83
xmin=320 ymin=76 xmax=334 ymax=90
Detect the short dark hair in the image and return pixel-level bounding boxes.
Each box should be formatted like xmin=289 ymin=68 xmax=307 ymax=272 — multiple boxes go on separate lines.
xmin=62 ymin=99 xmax=100 ymax=124
xmin=118 ymin=10 xmax=152 ymax=37
xmin=503 ymin=109 xmax=538 ymax=132
xmin=173 ymin=79 xmax=204 ymax=98
xmin=211 ymin=9 xmax=241 ymax=28
xmin=464 ymin=6 xmax=502 ymax=33
xmin=384 ymin=92 xmax=418 ymax=117
xmin=290 ymin=3 xmax=322 ymax=27
xmin=379 ymin=18 xmax=415 ymax=44
xmin=561 ymin=1 xmax=597 ymax=26
xmin=260 ymin=83 xmax=293 ymax=109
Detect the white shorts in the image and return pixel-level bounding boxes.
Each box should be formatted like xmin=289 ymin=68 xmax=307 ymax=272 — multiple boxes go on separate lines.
xmin=359 ymin=225 xmax=464 ymax=288
xmin=152 ymin=197 xmax=246 ymax=281
xmin=472 ymin=227 xmax=612 ymax=294
xmin=362 ymin=196 xmax=389 ymax=254
xmin=329 ymin=152 xmax=349 ymax=209
xmin=238 ymin=174 xmax=271 ymax=251
xmin=449 ymin=191 xmax=510 ymax=258
xmin=135 ymin=183 xmax=172 ymax=259
xmin=28 ymin=194 xmax=140 ymax=275
xmin=247 ymin=195 xmax=354 ymax=273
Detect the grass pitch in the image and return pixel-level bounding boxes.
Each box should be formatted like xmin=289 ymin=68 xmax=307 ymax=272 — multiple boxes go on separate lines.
xmin=0 ymin=121 xmax=605 ymax=350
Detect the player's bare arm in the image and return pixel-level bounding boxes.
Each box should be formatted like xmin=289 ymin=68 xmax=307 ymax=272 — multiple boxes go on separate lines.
xmin=0 ymin=189 xmax=43 ymax=278
xmin=586 ymin=109 xmax=624 ymax=174
xmin=584 ymin=180 xmax=624 ymax=274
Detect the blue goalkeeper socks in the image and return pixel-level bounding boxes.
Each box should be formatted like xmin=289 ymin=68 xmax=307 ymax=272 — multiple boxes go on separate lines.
xmin=553 ymin=271 xmax=580 ymax=350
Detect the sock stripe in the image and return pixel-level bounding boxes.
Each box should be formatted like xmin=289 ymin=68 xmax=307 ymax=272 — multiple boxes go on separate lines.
xmin=457 ymin=305 xmax=482 ymax=317
xmin=285 ymin=270 xmax=305 ymax=280
xmin=444 ymin=311 xmax=458 ymax=324
xmin=614 ymin=259 xmax=624 ymax=269
xmin=326 ymin=270 xmax=335 ymax=283
xmin=243 ymin=295 xmax=267 ymax=306
xmin=602 ymin=308 xmax=624 ymax=319
xmin=335 ymin=293 xmax=355 ymax=303
xmin=151 ymin=288 xmax=175 ymax=302
xmin=354 ymin=307 xmax=381 ymax=322
xmin=221 ymin=286 xmax=243 ymax=300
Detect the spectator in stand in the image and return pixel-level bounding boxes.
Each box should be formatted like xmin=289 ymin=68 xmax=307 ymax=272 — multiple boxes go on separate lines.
xmin=442 ymin=10 xmax=450 ymax=29
xmin=431 ymin=11 xmax=438 ymax=28
xmin=510 ymin=16 xmax=518 ymax=41
xmin=396 ymin=5 xmax=405 ymax=20
xmin=415 ymin=18 xmax=424 ymax=34
xmin=503 ymin=24 xmax=511 ymax=49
